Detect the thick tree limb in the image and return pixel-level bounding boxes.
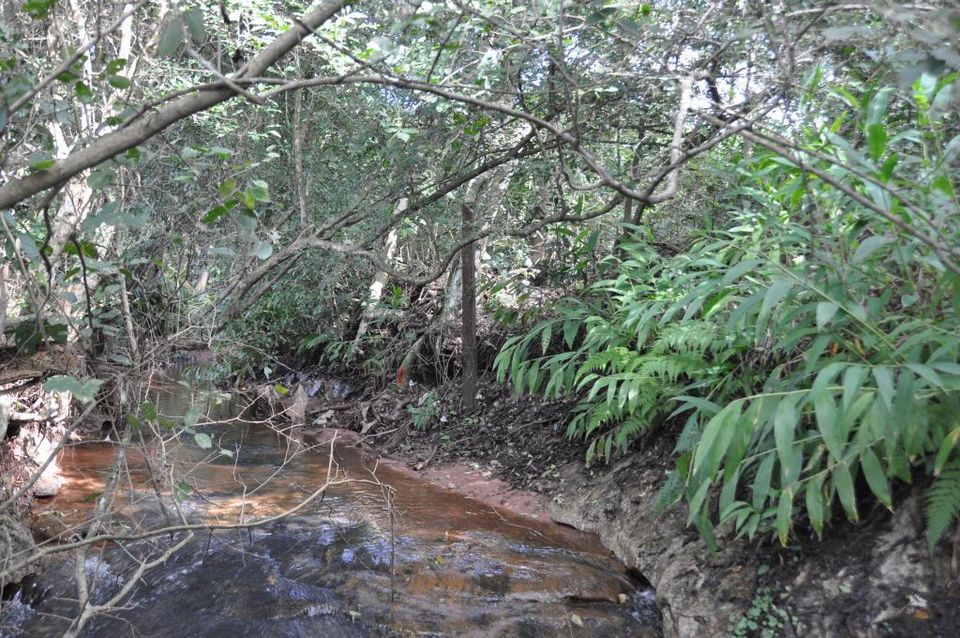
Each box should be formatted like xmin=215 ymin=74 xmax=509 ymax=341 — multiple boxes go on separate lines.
xmin=0 ymin=1 xmax=345 ymax=211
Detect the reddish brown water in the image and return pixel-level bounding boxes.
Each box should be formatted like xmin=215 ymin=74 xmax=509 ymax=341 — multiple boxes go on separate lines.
xmin=3 ymin=378 xmax=659 ymax=637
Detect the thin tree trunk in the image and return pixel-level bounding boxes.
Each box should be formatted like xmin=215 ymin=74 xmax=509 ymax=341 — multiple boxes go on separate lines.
xmin=352 ymin=199 xmax=405 ymax=355
xmin=461 ymin=204 xmax=477 ymax=411
xmin=119 ymin=274 xmax=139 ymax=363
xmin=291 ymin=88 xmax=309 ymax=228
xmin=0 ymin=261 xmax=7 ymax=338
xmin=615 ymin=196 xmax=635 ymax=259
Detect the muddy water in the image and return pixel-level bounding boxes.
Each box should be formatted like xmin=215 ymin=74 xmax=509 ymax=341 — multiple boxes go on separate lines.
xmin=1 ymin=374 xmax=658 ymax=637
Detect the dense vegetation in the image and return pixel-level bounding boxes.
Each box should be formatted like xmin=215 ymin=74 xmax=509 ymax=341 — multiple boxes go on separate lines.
xmin=2 ymin=0 xmax=959 ymax=583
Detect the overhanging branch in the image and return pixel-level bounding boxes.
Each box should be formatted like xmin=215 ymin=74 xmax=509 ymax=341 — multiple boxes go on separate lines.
xmin=0 ymin=0 xmax=346 ymax=211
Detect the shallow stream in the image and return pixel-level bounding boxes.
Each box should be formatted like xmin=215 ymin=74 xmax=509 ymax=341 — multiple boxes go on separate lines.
xmin=1 ymin=370 xmax=658 ymax=637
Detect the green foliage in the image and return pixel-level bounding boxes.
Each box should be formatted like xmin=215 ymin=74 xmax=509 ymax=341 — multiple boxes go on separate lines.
xmin=408 ymin=392 xmax=440 ymax=430
xmin=494 ymin=242 xmax=744 ymax=464
xmin=498 ymin=75 xmax=960 ymax=548
xmin=218 ymin=251 xmax=364 ymax=380
xmin=2 ymin=0 xmax=957 ymax=559
xmin=726 ymin=586 xmax=796 ymax=638
xmin=926 ymin=460 xmax=960 ymax=551
xmin=43 ymin=375 xmax=103 ymax=403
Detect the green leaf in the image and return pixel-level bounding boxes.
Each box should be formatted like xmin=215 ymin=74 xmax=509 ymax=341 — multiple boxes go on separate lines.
xmin=87 ymin=165 xmax=116 ymax=190
xmin=29 ymin=158 xmax=55 ymax=172
xmin=183 ymin=405 xmax=202 ymax=428
xmin=105 ymin=58 xmax=126 ymax=74
xmin=28 ymin=152 xmax=55 ymax=172
xmin=756 ymin=278 xmax=794 ymax=340
xmin=207 ymin=146 xmax=233 ymax=159
xmin=831 ymin=85 xmax=860 ymax=109
xmin=719 ymin=468 xmax=742 ymax=519
xmin=833 ymin=461 xmax=858 ymax=521
xmin=157 ymin=16 xmax=184 ymax=57
xmin=934 ymin=427 xmax=960 ymax=475
xmin=249 ymin=180 xmax=270 ymax=202
xmin=873 ymin=367 xmax=895 ymax=408
xmin=174 ymin=480 xmax=192 ymax=501
xmin=562 ymin=319 xmax=579 ymax=348
xmin=866 ymin=123 xmax=887 ymax=162
xmin=841 ymin=365 xmax=867 ymax=410
xmin=183 ymin=7 xmax=205 ymax=43
xmin=687 ymin=476 xmax=713 ymax=524
xmin=540 ymin=322 xmax=553 ymax=354
xmin=752 ymin=453 xmax=776 ymax=510
xmin=22 ymin=0 xmax=55 ymax=18
xmin=776 ymin=487 xmax=794 ymax=546
xmin=805 ymin=475 xmax=826 ymax=536
xmin=218 ymin=179 xmax=238 ymax=198
xmin=71 ymin=81 xmax=92 ymax=101
xmin=925 ymin=461 xmax=960 ymax=551
xmin=194 ymin=432 xmax=213 ymax=449
xmin=43 ymin=375 xmax=103 ymax=403
xmin=125 ymin=413 xmax=141 ymax=430
xmin=718 ymin=259 xmax=762 ymax=287
xmin=107 ymin=75 xmax=131 ymax=90
xmin=905 ymin=363 xmax=945 ymax=390
xmin=853 ymin=235 xmax=892 ymax=264
xmin=860 ymin=447 xmax=892 ymax=508
xmin=203 ymin=205 xmax=229 ymax=224
xmin=142 ymin=401 xmax=157 ymax=421
xmin=865 ymin=88 xmax=891 ymax=125
xmin=816 ymin=301 xmax=839 ymax=329
xmin=774 ymin=398 xmax=799 ymax=483
xmin=815 ymin=395 xmax=844 ymax=461
xmin=691 ymin=401 xmax=739 ymax=477
xmin=692 ymin=512 xmax=718 ymax=553
xmin=762 ymin=278 xmax=795 ymax=313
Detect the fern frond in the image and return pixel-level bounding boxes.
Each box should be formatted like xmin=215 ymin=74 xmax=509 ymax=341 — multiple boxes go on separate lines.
xmin=925 ymin=459 xmax=960 ymax=551
xmin=654 ymin=471 xmax=685 ymax=515
xmin=651 ymin=320 xmax=716 ymax=355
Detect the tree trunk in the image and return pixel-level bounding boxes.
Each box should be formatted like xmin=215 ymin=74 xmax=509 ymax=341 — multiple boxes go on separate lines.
xmin=291 ymin=87 xmax=309 ymax=228
xmin=461 ymin=204 xmax=477 ymax=411
xmin=440 ymin=261 xmax=462 ymax=324
xmin=352 ymin=199 xmax=405 ymax=355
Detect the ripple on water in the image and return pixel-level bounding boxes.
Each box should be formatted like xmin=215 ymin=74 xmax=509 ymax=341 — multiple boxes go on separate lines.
xmin=4 ymin=378 xmax=660 ymax=637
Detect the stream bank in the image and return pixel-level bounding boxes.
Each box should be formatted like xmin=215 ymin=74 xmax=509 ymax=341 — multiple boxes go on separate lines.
xmin=291 ymin=373 xmax=960 ymax=638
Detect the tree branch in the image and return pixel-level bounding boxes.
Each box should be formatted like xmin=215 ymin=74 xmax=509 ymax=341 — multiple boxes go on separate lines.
xmin=0 ymin=0 xmax=345 ymax=211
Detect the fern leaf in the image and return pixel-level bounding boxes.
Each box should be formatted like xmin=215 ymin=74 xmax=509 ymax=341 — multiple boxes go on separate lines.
xmin=655 ymin=471 xmax=684 ymax=515
xmin=925 ymin=459 xmax=960 ymax=551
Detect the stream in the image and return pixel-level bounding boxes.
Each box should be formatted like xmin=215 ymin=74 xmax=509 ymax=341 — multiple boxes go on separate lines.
xmin=1 ymin=369 xmax=659 ymax=637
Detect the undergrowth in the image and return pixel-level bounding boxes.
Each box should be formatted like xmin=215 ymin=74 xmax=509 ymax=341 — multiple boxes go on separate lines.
xmin=496 ymin=74 xmax=960 ymax=549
